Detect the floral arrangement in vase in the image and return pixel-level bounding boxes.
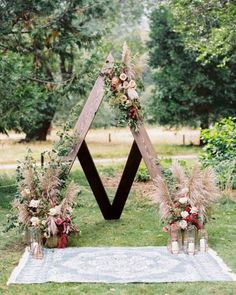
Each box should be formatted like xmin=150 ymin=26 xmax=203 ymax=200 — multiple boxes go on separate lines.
xmin=13 ymin=151 xmax=80 ymax=249
xmin=105 ymin=43 xmax=142 ymax=131
xmin=6 ymin=117 xmax=81 ymax=254
xmin=154 ymin=161 xmax=219 ymax=254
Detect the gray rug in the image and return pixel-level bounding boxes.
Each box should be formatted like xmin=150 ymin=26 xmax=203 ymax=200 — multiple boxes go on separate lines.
xmin=7 ymin=247 xmax=236 ymax=284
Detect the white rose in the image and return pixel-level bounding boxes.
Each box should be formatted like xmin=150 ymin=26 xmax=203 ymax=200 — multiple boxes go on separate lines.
xmin=49 ymin=205 xmax=61 ymax=216
xmin=179 ymin=197 xmax=188 ymax=204
xmin=179 ymin=220 xmax=188 ymax=229
xmin=190 ymin=206 xmax=198 ymax=214
xmin=123 ymin=81 xmax=129 ymax=89
xmin=30 ymin=216 xmax=40 ymax=227
xmin=29 ymin=199 xmax=40 ymax=208
xmin=181 ymin=211 xmax=189 ymax=218
xmin=128 ymin=80 xmax=136 ymax=88
xmin=119 ymin=73 xmax=127 ymax=81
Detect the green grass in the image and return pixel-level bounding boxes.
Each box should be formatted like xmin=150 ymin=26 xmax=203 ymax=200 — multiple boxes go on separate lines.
xmin=0 ymin=168 xmax=236 ymax=294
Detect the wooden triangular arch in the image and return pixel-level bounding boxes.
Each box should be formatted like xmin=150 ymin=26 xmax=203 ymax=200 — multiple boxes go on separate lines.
xmin=64 ymin=54 xmax=162 ymax=220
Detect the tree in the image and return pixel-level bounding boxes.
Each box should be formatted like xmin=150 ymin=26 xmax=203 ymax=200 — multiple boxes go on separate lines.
xmin=0 ymin=0 xmax=115 ymax=140
xmin=171 ymin=0 xmax=236 ymax=66
xmin=0 ymin=0 xmax=154 ymax=140
xmin=147 ymin=4 xmax=236 ymax=130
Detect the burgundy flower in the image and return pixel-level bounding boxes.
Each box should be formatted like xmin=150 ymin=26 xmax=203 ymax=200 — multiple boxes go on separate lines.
xmin=185 ymin=215 xmax=193 ymax=222
xmin=185 ymin=207 xmax=191 ymax=213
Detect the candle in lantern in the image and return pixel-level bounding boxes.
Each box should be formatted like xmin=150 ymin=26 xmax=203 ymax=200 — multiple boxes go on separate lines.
xmin=171 ymin=241 xmax=179 ymax=254
xmin=200 ymin=238 xmax=206 ymax=252
xmin=188 ymin=242 xmax=195 ymax=255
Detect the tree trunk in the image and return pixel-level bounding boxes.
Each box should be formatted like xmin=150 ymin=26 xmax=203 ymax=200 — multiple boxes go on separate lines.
xmin=25 ymin=120 xmax=52 ymax=141
xmin=199 ymin=115 xmax=210 ymax=146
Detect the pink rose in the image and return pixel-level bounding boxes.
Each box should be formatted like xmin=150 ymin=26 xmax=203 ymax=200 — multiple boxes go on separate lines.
xmin=55 ymin=218 xmax=63 ymax=225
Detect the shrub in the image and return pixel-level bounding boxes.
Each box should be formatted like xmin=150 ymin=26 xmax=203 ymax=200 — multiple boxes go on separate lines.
xmin=135 ymin=167 xmax=150 ymax=182
xmin=200 ymin=117 xmax=236 ymax=189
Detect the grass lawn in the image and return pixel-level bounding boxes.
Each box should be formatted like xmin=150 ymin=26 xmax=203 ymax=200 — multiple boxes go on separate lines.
xmin=0 ymin=167 xmax=236 ymax=295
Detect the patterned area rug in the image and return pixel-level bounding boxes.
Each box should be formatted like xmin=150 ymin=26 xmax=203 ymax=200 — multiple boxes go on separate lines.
xmin=7 ymin=247 xmax=236 ymax=284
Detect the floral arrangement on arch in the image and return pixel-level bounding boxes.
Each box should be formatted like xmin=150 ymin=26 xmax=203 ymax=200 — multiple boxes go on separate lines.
xmin=13 ymin=151 xmax=80 ymax=248
xmin=105 ymin=43 xmax=142 ymax=131
xmin=153 ymin=161 xmax=219 ymax=232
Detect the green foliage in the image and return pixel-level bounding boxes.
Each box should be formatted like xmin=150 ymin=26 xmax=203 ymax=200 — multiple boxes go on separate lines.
xmin=0 ymin=1 xmax=154 ymax=138
xmin=0 ymin=174 xmax=17 ymax=209
xmin=171 ymin=0 xmax=236 ymax=66
xmin=135 ymin=167 xmax=150 ymax=182
xmin=200 ymin=117 xmax=236 ymax=189
xmin=147 ymin=4 xmax=236 ymax=129
xmin=0 ymin=0 xmax=116 ymax=140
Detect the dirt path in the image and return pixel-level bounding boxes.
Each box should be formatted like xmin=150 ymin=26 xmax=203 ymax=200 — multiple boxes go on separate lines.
xmin=0 ymin=154 xmax=198 ymax=170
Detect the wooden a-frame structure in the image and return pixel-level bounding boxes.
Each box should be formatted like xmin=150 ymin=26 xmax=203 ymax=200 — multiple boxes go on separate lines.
xmin=64 ymin=54 xmax=162 ymax=220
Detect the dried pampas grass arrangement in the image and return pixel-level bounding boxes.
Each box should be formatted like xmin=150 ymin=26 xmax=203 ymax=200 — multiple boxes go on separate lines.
xmin=12 ymin=149 xmax=80 ymax=248
xmin=122 ymin=42 xmax=135 ymax=80
xmin=154 ymin=161 xmax=220 ymax=224
xmin=153 ymin=176 xmax=174 ymax=221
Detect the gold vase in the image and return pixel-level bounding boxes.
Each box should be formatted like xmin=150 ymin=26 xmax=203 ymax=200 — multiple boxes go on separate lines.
xmin=46 ymin=236 xmax=59 ymax=248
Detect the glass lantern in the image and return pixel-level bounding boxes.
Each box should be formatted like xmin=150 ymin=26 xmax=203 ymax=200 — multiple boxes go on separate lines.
xmin=23 ymin=227 xmax=31 ymax=246
xmin=186 ymin=224 xmax=197 ymax=255
xmin=198 ymin=228 xmax=208 ymax=252
xmin=181 ymin=229 xmax=188 ymax=253
xmin=29 ymin=227 xmax=44 ymax=259
xmin=169 ymin=223 xmax=181 ymax=255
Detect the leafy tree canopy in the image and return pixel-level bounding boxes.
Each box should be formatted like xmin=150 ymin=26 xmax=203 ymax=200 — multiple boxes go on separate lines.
xmin=0 ymin=0 xmax=154 ymax=139
xmin=147 ymin=4 xmax=236 ymax=129
xmin=170 ymin=0 xmax=236 ymax=66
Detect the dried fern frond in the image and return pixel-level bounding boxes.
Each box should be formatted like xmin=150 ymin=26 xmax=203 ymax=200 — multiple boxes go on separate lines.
xmin=46 ymin=216 xmax=58 ymax=236
xmin=14 ymin=201 xmax=30 ymax=225
xmin=121 ymin=42 xmax=135 ymax=80
xmin=188 ymin=164 xmax=203 ymax=206
xmin=21 ymin=166 xmax=38 ymax=198
xmin=122 ymin=42 xmax=131 ymax=66
xmin=187 ymin=165 xmax=220 ymax=219
xmin=39 ymin=166 xmax=62 ymax=201
xmin=133 ymin=53 xmax=148 ymax=77
xmin=170 ymin=161 xmax=187 ymax=190
xmin=201 ymin=167 xmax=220 ymax=203
xmin=60 ymin=181 xmax=80 ymax=215
xmin=153 ymin=176 xmax=173 ymax=221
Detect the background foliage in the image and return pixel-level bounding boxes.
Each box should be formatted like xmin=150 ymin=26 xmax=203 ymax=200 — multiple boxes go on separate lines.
xmin=0 ymin=1 xmax=236 ymax=140
xmin=147 ymin=3 xmax=236 ymax=129
xmin=200 ymin=117 xmax=236 ymax=189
